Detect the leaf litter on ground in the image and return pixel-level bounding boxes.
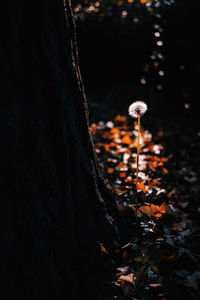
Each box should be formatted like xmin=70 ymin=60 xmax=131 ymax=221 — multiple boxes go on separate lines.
xmin=91 ymin=114 xmax=200 ymax=299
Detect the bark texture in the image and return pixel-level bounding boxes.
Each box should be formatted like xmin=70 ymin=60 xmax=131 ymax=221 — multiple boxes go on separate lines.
xmin=0 ymin=1 xmax=129 ymax=299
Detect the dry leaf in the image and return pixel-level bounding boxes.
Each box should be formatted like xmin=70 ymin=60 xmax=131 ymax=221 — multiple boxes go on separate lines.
xmin=149 ymin=283 xmax=162 ymax=287
xmin=121 ymin=135 xmax=132 ymax=145
xmin=118 ymin=273 xmax=134 ymax=284
xmin=139 ymin=202 xmax=171 ymax=218
xmin=100 ymin=245 xmax=109 ymax=255
xmin=137 ymin=181 xmax=146 ymax=193
xmin=115 ymin=115 xmax=127 ymax=122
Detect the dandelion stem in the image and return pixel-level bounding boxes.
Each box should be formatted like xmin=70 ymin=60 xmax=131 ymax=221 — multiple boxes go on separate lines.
xmin=136 ymin=114 xmax=140 ymax=217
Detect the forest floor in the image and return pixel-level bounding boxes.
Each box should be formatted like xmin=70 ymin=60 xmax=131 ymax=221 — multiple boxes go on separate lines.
xmin=87 ymin=86 xmax=200 ymax=300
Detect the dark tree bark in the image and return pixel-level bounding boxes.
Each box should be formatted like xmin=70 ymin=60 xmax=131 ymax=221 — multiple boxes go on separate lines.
xmin=0 ymin=1 xmax=129 ymax=299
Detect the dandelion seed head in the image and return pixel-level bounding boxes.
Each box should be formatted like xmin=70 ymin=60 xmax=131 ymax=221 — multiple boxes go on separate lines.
xmin=129 ymin=101 xmax=148 ymax=119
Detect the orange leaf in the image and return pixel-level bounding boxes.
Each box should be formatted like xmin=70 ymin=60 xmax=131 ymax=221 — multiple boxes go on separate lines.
xmin=148 ymin=145 xmax=154 ymax=151
xmin=110 ymin=127 xmax=119 ymax=134
xmin=162 ymin=167 xmax=168 ymax=173
xmin=121 ymin=135 xmax=132 ymax=145
xmin=140 ymin=202 xmax=171 ymax=218
xmin=161 ymin=157 xmax=167 ymax=162
xmin=100 ymin=245 xmax=109 ymax=255
xmin=139 ymin=204 xmax=160 ymax=217
xmin=159 ymin=202 xmax=171 ymax=214
xmin=110 ymin=142 xmax=117 ymax=148
xmin=120 ymin=172 xmax=126 ymax=178
xmin=137 ymin=181 xmax=146 ymax=192
xmin=154 ymin=213 xmax=162 ymax=218
xmin=104 ymin=144 xmax=110 ymax=151
xmin=115 ymin=115 xmax=126 ymax=122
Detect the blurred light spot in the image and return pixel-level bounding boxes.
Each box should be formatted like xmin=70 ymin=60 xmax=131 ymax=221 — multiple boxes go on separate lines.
xmin=154 ymin=62 xmax=159 ymax=69
xmin=106 ymin=121 xmax=114 ymax=128
xmin=158 ymin=70 xmax=165 ymax=76
xmin=151 ymin=54 xmax=156 ymax=60
xmin=128 ymin=0 xmax=134 ymax=3
xmin=141 ymin=77 xmax=147 ymax=85
xmin=155 ymin=2 xmax=161 ymax=7
xmin=153 ymin=24 xmax=159 ymax=29
xmin=157 ymin=53 xmax=164 ymax=60
xmin=122 ymin=10 xmax=128 ymax=17
xmin=157 ymin=84 xmax=163 ymax=90
xmin=133 ymin=17 xmax=139 ymax=23
xmin=95 ymin=2 xmax=100 ymax=7
xmin=117 ymin=0 xmax=123 ymax=6
xmin=156 ymin=14 xmax=161 ymax=18
xmin=184 ymin=103 xmax=190 ymax=109
xmin=157 ymin=41 xmax=163 ymax=46
xmin=88 ymin=6 xmax=95 ymax=12
xmin=154 ymin=32 xmax=160 ymax=37
xmin=180 ymin=65 xmax=185 ymax=70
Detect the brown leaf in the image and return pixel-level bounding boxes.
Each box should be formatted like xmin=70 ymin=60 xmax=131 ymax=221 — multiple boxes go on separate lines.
xmin=149 ymin=283 xmax=162 ymax=287
xmin=112 ymin=185 xmax=127 ymax=196
xmin=118 ymin=273 xmax=134 ymax=284
xmin=168 ymin=188 xmax=178 ymax=198
xmin=177 ymin=201 xmax=189 ymax=208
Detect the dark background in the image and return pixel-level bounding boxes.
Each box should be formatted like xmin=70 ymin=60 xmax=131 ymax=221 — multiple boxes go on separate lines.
xmin=72 ymin=0 xmax=200 ymax=121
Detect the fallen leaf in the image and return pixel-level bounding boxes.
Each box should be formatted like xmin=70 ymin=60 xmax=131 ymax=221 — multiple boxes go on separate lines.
xmin=100 ymin=245 xmax=109 ymax=255
xmin=162 ymin=167 xmax=168 ymax=173
xmin=118 ymin=273 xmax=134 ymax=284
xmin=177 ymin=201 xmax=189 ymax=208
xmin=120 ymin=172 xmax=127 ymax=178
xmin=168 ymin=188 xmax=178 ymax=198
xmin=139 ymin=202 xmax=171 ymax=218
xmin=159 ymin=202 xmax=172 ymax=214
xmin=112 ymin=185 xmax=127 ymax=196
xmin=115 ymin=115 xmax=127 ymax=122
xmin=149 ymin=283 xmax=162 ymax=287
xmin=121 ymin=135 xmax=132 ymax=145
xmin=137 ymin=181 xmax=146 ymax=192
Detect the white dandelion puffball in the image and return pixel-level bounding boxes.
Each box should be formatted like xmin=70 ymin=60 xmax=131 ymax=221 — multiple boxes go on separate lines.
xmin=129 ymin=101 xmax=148 ymax=119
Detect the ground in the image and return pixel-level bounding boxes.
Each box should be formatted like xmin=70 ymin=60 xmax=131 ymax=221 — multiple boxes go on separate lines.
xmin=87 ymin=85 xmax=200 ymax=300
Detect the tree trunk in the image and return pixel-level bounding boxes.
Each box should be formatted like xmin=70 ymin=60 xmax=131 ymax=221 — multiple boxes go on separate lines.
xmin=0 ymin=1 xmax=129 ymax=299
